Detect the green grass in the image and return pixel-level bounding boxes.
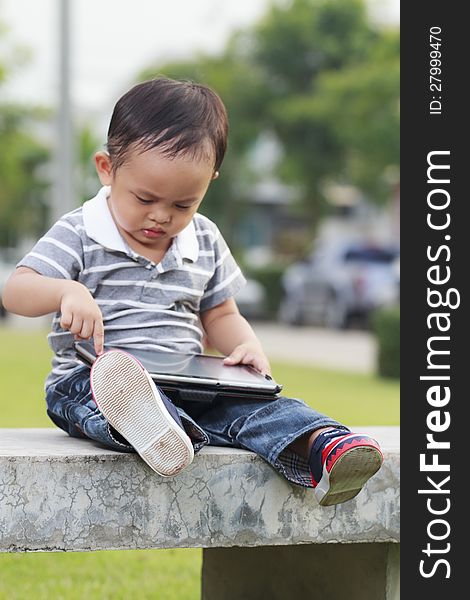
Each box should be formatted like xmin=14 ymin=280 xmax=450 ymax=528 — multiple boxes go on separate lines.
xmin=0 ymin=327 xmax=399 ymax=428
xmin=0 ymin=327 xmax=54 ymax=427
xmin=0 ymin=549 xmax=202 ymax=600
xmin=0 ymin=326 xmax=398 ymax=599
xmin=271 ymin=361 xmax=399 ymax=426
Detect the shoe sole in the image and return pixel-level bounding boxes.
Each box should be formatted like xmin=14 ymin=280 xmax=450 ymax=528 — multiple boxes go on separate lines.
xmin=90 ymin=350 xmax=194 ymax=477
xmin=315 ymin=442 xmax=383 ymax=506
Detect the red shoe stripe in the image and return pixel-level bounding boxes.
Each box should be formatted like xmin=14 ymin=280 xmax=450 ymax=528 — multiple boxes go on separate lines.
xmin=323 ymin=436 xmax=383 ymax=473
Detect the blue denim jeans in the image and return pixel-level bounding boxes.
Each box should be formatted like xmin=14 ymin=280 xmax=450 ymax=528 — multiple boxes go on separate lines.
xmin=45 ymin=365 xmax=345 ymax=487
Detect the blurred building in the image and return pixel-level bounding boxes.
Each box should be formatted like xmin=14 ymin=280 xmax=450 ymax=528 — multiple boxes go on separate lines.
xmin=231 ymin=132 xmax=400 ymax=268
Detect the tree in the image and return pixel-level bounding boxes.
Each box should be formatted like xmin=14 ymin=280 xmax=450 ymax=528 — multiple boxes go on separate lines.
xmin=77 ymin=123 xmax=101 ymax=205
xmin=310 ymin=30 xmax=399 ymax=201
xmin=0 ymin=18 xmax=50 ymax=247
xmin=135 ymin=0 xmax=399 ymax=244
xmin=253 ymin=0 xmax=398 ymax=221
xmin=254 ymin=0 xmax=376 ymax=96
xmin=0 ymin=105 xmax=50 ymax=247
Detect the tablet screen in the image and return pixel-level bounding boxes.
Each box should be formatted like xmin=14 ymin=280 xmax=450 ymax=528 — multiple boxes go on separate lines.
xmin=134 ymin=349 xmax=268 ymax=384
xmin=74 ymin=342 xmax=281 ymax=393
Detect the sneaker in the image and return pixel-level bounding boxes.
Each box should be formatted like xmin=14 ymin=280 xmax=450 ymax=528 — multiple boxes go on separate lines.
xmin=90 ymin=349 xmax=194 ymax=477
xmin=309 ymin=429 xmax=383 ymax=506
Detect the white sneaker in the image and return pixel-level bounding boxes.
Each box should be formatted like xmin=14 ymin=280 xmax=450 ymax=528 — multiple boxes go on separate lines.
xmin=90 ymin=350 xmax=194 ymax=477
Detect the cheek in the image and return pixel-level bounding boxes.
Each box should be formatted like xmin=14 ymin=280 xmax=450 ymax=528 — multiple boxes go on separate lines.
xmin=113 ymin=200 xmax=141 ymax=229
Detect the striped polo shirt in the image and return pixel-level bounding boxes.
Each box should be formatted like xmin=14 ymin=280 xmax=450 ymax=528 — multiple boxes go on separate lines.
xmin=19 ymin=186 xmax=246 ymax=388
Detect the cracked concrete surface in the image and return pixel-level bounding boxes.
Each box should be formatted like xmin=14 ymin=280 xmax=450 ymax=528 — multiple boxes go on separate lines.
xmin=0 ymin=427 xmax=399 ymax=552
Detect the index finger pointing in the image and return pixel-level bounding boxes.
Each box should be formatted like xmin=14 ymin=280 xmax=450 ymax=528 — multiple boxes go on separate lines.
xmin=93 ymin=320 xmax=105 ymax=355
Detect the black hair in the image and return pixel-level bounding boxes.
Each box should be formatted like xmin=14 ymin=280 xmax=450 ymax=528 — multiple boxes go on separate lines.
xmin=106 ymin=77 xmax=228 ymax=172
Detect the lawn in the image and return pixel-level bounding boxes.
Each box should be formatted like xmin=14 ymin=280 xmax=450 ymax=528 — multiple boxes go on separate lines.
xmin=0 ymin=326 xmax=399 ymax=599
xmin=0 ymin=327 xmax=399 ymax=428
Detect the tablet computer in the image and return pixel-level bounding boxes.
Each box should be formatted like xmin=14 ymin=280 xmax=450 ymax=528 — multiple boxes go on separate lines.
xmin=74 ymin=341 xmax=283 ymax=402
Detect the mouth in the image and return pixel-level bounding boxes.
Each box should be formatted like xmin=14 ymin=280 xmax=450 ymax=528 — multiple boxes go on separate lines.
xmin=141 ymin=228 xmax=166 ymax=239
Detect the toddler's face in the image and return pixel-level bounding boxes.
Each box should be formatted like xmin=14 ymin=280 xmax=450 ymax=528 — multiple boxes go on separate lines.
xmin=95 ymin=146 xmax=216 ymax=256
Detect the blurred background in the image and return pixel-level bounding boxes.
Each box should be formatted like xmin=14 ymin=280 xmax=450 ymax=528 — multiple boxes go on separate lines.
xmin=0 ymin=0 xmax=399 ymax=380
xmin=0 ymin=1 xmax=399 ymax=595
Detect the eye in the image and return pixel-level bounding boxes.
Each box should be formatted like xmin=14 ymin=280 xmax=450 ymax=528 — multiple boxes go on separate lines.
xmin=135 ymin=196 xmax=154 ymax=205
xmin=175 ymin=204 xmax=192 ymax=211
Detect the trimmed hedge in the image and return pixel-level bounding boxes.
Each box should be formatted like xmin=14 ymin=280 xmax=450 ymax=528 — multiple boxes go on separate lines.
xmin=372 ymin=305 xmax=400 ymax=379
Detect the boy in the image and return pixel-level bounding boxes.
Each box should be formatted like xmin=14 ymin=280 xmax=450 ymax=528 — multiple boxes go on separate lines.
xmin=2 ymin=77 xmax=382 ymax=506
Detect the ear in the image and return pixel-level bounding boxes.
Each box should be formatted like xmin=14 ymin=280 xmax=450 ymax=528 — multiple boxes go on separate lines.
xmin=94 ymin=151 xmax=114 ymax=186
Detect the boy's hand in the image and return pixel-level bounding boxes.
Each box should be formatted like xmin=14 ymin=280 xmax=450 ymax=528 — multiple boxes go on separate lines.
xmin=60 ymin=282 xmax=105 ymax=355
xmin=223 ymin=342 xmax=271 ymax=376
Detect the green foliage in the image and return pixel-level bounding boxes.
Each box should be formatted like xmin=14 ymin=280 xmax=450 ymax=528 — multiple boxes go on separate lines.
xmin=255 ymin=0 xmax=398 ymax=212
xmin=307 ymin=30 xmax=400 ymax=201
xmin=0 ymin=104 xmax=50 ymax=246
xmin=78 ymin=123 xmax=102 ymax=204
xmin=255 ymin=0 xmax=376 ymax=95
xmin=0 ymin=21 xmax=51 ymax=247
xmin=139 ymin=0 xmax=399 ymax=241
xmin=372 ymin=305 xmax=400 ymax=379
xmin=0 ymin=1 xmax=399 ymax=250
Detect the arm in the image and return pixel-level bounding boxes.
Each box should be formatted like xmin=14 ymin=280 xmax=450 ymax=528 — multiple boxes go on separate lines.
xmin=2 ymin=267 xmax=104 ymax=354
xmin=200 ymin=297 xmax=271 ymax=375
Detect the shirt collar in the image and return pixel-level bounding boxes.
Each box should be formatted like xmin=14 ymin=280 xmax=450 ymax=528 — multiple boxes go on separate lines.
xmin=82 ymin=186 xmax=199 ymax=262
xmin=174 ymin=219 xmax=199 ymax=263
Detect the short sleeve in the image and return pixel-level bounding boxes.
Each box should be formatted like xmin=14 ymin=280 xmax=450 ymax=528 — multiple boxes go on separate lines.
xmin=199 ymin=227 xmax=246 ymax=312
xmin=18 ymin=215 xmax=84 ymax=281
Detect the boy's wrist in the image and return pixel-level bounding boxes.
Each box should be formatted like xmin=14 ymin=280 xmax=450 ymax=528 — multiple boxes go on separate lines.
xmin=58 ymin=281 xmax=97 ymax=317
xmin=58 ymin=280 xmax=88 ymax=303
xmin=238 ymin=338 xmax=264 ymax=353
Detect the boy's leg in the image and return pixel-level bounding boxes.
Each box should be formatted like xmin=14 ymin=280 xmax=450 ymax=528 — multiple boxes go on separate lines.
xmin=90 ymin=350 xmax=195 ymax=476
xmin=46 ymin=365 xmax=135 ymax=452
xmin=46 ymin=358 xmax=208 ymax=470
xmin=192 ymin=395 xmax=382 ymax=506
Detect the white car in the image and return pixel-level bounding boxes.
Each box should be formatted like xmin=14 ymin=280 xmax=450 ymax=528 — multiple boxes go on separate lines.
xmin=279 ymin=240 xmax=400 ymax=329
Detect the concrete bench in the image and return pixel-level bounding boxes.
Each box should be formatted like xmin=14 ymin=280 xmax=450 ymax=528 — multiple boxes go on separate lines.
xmin=0 ymin=426 xmax=399 ymax=599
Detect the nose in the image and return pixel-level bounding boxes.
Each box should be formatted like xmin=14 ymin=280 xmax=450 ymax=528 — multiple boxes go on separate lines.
xmin=149 ymin=208 xmax=171 ymax=224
